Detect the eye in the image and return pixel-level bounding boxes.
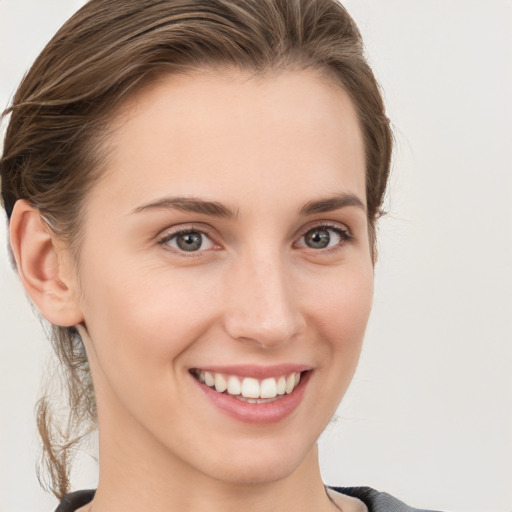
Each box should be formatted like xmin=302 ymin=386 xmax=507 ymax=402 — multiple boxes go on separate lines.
xmin=297 ymin=225 xmax=351 ymax=250
xmin=160 ymin=229 xmax=215 ymax=253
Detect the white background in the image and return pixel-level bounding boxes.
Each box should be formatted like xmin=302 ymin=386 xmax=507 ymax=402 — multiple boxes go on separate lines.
xmin=1 ymin=1 xmax=511 ymax=511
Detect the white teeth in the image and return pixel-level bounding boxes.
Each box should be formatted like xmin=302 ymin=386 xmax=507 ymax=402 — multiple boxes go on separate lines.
xmin=285 ymin=374 xmax=295 ymax=394
xmin=241 ymin=377 xmax=260 ymax=398
xmin=197 ymin=370 xmax=303 ymax=399
xmin=276 ymin=376 xmax=286 ymax=395
xmin=227 ymin=375 xmax=242 ymax=395
xmin=204 ymin=371 xmax=214 ymax=387
xmin=214 ymin=373 xmax=227 ymax=392
xmin=260 ymin=378 xmax=277 ymax=399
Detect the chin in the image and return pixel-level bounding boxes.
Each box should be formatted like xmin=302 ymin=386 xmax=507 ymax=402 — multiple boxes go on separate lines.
xmin=194 ymin=435 xmax=317 ymax=486
xmin=218 ymin=460 xmax=295 ymax=485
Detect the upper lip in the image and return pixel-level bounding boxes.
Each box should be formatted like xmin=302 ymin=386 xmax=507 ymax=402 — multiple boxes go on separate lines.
xmin=190 ymin=364 xmax=312 ymax=379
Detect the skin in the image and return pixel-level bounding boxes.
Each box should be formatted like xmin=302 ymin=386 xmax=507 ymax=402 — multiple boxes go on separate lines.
xmin=11 ymin=68 xmax=373 ymax=512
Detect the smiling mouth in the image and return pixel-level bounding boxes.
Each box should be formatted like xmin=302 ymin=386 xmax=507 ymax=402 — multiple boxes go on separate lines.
xmin=191 ymin=369 xmax=305 ymax=403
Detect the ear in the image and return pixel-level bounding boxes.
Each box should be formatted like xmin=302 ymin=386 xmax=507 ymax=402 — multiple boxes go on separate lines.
xmin=9 ymin=200 xmax=84 ymax=327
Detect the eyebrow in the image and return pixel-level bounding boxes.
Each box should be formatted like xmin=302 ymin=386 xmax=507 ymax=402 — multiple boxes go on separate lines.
xmin=132 ymin=192 xmax=365 ymax=219
xmin=131 ymin=196 xmax=238 ymax=219
xmin=299 ymin=193 xmax=366 ymax=216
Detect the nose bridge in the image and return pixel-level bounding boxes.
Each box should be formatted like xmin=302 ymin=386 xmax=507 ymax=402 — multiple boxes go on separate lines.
xmin=224 ymin=246 xmax=304 ymax=347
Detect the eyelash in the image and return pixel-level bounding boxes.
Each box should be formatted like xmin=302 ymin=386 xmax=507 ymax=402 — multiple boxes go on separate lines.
xmin=157 ymin=223 xmax=353 ymax=257
xmin=157 ymin=227 xmax=218 ymax=258
xmin=296 ymin=223 xmax=353 ymax=252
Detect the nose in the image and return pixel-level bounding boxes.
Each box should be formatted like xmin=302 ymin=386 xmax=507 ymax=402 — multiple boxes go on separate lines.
xmin=223 ymin=251 xmax=306 ymax=349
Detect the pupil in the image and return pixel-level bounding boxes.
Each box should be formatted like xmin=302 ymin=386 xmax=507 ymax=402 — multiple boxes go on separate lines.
xmin=305 ymin=229 xmax=330 ymax=249
xmin=177 ymin=232 xmax=202 ymax=251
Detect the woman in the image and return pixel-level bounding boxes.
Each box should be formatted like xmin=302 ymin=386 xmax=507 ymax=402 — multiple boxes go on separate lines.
xmin=1 ymin=1 xmax=437 ymax=511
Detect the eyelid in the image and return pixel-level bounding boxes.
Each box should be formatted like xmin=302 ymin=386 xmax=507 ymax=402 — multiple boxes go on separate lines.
xmin=155 ymin=220 xmax=353 ymax=256
xmin=157 ymin=224 xmax=220 ymax=256
xmin=294 ymin=221 xmax=353 ymax=250
xmin=297 ymin=220 xmax=352 ymax=237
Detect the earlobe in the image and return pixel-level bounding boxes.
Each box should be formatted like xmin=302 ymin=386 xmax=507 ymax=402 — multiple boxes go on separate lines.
xmin=9 ymin=200 xmax=84 ymax=327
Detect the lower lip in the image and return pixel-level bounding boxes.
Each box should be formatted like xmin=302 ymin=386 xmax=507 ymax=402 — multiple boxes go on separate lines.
xmin=194 ymin=372 xmax=310 ymax=424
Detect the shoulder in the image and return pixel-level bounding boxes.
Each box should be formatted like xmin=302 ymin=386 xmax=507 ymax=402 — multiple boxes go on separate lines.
xmin=331 ymin=486 xmax=444 ymax=512
xmin=54 ymin=490 xmax=95 ymax=512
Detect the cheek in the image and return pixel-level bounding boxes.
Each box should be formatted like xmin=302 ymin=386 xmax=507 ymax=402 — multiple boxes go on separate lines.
xmin=78 ymin=259 xmax=217 ymax=380
xmin=296 ymin=261 xmax=373 ymax=429
xmin=304 ymin=261 xmax=374 ymax=348
xmin=77 ymin=262 xmax=222 ymax=431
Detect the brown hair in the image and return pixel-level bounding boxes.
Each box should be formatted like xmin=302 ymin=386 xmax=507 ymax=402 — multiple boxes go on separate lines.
xmin=0 ymin=0 xmax=392 ymax=498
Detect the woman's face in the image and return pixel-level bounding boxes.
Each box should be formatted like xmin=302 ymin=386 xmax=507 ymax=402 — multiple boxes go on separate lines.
xmin=73 ymin=68 xmax=373 ymax=484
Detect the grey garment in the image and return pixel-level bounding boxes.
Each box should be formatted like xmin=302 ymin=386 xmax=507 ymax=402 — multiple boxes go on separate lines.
xmin=333 ymin=487 xmax=443 ymax=512
xmin=55 ymin=487 xmax=443 ymax=511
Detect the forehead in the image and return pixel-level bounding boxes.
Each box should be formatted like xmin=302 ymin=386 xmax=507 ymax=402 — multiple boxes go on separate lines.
xmin=90 ymin=68 xmax=366 ymax=215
